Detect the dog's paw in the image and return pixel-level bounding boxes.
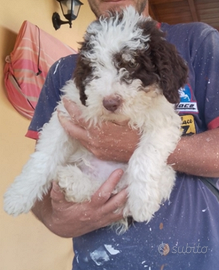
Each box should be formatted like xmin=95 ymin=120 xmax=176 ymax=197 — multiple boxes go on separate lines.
xmin=3 ymin=173 xmax=47 ymax=216
xmin=4 ymin=188 xmax=32 ymax=216
xmin=131 ymin=208 xmax=155 ymax=223
xmin=124 ymin=197 xmax=160 ymax=223
xmin=57 ymin=165 xmax=99 ymax=203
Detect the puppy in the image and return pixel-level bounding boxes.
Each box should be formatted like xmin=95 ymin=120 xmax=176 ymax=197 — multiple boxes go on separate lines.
xmin=4 ymin=7 xmax=188 ymax=232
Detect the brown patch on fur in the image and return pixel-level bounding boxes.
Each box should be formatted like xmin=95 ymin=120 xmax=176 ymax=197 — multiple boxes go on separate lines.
xmin=73 ymin=42 xmax=93 ymax=106
xmin=112 ymin=21 xmax=188 ymax=104
xmin=138 ymin=20 xmax=188 ymax=104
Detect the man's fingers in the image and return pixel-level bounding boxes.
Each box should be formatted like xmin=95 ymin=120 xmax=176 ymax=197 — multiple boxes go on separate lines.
xmin=62 ymin=98 xmax=88 ymax=127
xmin=62 ymin=98 xmax=81 ymax=118
xmin=92 ymin=169 xmax=125 ymax=206
xmin=103 ymin=188 xmax=127 ymax=215
xmin=58 ymin=113 xmax=89 ymax=141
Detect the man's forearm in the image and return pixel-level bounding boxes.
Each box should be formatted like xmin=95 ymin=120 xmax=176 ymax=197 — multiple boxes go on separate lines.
xmin=168 ymin=128 xmax=219 ymax=177
xmin=31 ymin=192 xmax=54 ymax=229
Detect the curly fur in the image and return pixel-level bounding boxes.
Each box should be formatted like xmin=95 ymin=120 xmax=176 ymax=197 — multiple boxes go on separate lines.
xmin=4 ymin=7 xmax=188 ymax=233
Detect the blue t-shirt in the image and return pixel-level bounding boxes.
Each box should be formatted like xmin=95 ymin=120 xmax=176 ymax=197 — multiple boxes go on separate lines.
xmin=27 ymin=22 xmax=219 ymax=270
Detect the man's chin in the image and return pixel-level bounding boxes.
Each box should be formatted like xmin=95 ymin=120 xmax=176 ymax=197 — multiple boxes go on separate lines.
xmin=99 ymin=1 xmax=135 ymax=16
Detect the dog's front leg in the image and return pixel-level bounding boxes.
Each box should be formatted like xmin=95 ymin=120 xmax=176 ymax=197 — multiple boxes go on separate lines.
xmin=4 ymin=109 xmax=77 ymax=216
xmin=123 ymin=130 xmax=178 ymax=223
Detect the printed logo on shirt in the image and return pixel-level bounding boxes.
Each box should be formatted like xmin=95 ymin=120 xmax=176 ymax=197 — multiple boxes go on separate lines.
xmin=158 ymin=242 xmax=208 ymax=256
xmin=176 ymin=84 xmax=198 ymax=113
xmin=180 ymin=115 xmax=196 ymax=135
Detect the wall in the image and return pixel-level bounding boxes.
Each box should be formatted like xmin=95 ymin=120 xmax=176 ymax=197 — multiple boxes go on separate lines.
xmin=0 ymin=1 xmax=95 ymax=270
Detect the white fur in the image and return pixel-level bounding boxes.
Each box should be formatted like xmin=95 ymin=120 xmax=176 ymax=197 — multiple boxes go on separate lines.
xmin=4 ymin=7 xmax=181 ymax=232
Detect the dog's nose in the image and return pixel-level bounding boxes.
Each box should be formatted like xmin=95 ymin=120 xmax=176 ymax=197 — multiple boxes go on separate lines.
xmin=102 ymin=95 xmax=122 ymax=112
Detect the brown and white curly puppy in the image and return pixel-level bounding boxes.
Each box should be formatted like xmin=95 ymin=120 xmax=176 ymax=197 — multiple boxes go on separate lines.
xmin=4 ymin=7 xmax=188 ymax=232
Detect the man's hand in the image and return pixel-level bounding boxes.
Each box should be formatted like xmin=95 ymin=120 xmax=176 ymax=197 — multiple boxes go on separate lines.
xmin=32 ymin=169 xmax=128 ymax=238
xmin=58 ymin=99 xmax=140 ymax=162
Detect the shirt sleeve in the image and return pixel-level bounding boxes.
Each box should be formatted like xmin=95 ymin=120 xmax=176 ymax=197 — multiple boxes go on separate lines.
xmin=193 ymin=27 xmax=219 ymax=130
xmin=26 ymin=54 xmax=78 ymax=140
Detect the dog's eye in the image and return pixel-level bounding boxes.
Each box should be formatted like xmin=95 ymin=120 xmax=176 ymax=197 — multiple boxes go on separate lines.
xmin=128 ymin=60 xmax=138 ymax=69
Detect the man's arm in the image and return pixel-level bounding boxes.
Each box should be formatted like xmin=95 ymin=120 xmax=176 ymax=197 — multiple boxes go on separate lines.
xmin=31 ymin=100 xmax=219 ymax=238
xmin=32 ymin=169 xmax=127 ymax=238
xmin=168 ymin=128 xmax=219 ymax=177
xmin=59 ymin=99 xmax=219 ymax=178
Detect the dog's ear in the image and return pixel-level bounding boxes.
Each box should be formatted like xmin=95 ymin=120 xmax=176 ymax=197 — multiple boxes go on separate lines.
xmin=73 ymin=34 xmax=97 ymax=106
xmin=142 ymin=22 xmax=188 ymax=104
xmin=73 ymin=19 xmax=101 ymax=106
xmin=73 ymin=51 xmax=91 ymax=106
